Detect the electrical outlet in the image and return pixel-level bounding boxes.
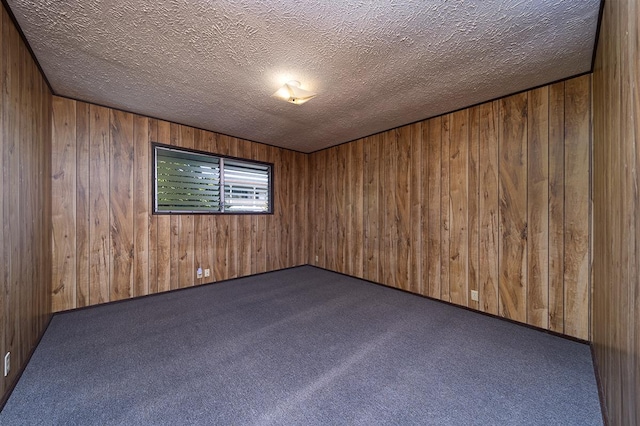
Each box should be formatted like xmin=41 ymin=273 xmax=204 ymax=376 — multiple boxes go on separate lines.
xmin=4 ymin=352 xmax=10 ymax=377
xmin=315 ymin=255 xmax=318 ymax=262
xmin=471 ymin=290 xmax=479 ymax=302
xmin=204 ymin=269 xmax=210 ymax=278
xmin=196 ymin=268 xmax=203 ymax=279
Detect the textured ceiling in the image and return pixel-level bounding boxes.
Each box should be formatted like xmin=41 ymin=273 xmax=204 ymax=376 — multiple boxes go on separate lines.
xmin=7 ymin=0 xmax=600 ymax=152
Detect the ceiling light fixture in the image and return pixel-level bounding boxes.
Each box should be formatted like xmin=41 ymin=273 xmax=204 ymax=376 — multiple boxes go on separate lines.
xmin=272 ymin=80 xmax=317 ymax=105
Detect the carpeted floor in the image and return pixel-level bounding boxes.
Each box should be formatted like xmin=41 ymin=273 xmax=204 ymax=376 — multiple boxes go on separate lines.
xmin=0 ymin=266 xmax=602 ymax=425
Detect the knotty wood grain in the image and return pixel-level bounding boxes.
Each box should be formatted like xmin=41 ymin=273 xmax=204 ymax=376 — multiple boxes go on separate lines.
xmin=384 ymin=129 xmax=398 ymax=288
xmin=468 ymin=106 xmax=480 ymax=311
xmin=109 ymin=109 xmax=134 ymax=301
xmin=342 ymin=142 xmax=351 ymax=275
xmin=272 ymin=145 xmax=285 ymax=271
xmin=449 ymin=109 xmax=469 ymax=306
xmin=548 ymin=82 xmax=565 ymax=332
xmin=396 ymin=126 xmax=411 ymax=290
xmin=76 ymin=102 xmax=90 ymax=307
xmin=278 ymin=151 xmax=297 ymax=268
xmin=419 ymin=122 xmax=431 ymax=297
xmin=89 ymin=105 xmax=111 ymax=305
xmin=478 ymin=101 xmax=499 ymax=315
xmin=441 ymin=115 xmax=451 ymax=301
xmin=364 ymin=134 xmax=380 ymax=282
xmin=297 ymin=151 xmax=308 ymax=267
xmin=427 ymin=117 xmax=442 ymax=299
xmin=51 ymin=97 xmax=76 ymax=312
xmin=336 ymin=144 xmax=347 ymax=274
xmin=133 ymin=114 xmax=149 ymax=297
xmin=308 ymin=147 xmax=317 ymax=266
xmin=351 ymin=140 xmax=364 ymax=277
xmin=410 ymin=123 xmax=423 ymax=294
xmin=527 ymin=87 xmax=549 ymax=329
xmin=326 ymin=147 xmax=338 ymax=272
xmin=498 ymin=93 xmax=528 ymax=322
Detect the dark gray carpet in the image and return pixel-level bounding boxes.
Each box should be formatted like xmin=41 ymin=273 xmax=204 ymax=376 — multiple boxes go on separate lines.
xmin=1 ymin=266 xmax=602 ymax=425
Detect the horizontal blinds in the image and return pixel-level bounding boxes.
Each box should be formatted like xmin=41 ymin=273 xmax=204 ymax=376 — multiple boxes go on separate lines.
xmin=223 ymin=159 xmax=270 ymax=212
xmin=156 ymin=148 xmax=221 ymax=212
xmin=154 ymin=146 xmax=271 ymax=213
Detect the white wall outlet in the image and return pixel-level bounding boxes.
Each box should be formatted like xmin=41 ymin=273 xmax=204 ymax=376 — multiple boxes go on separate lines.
xmin=471 ymin=290 xmax=479 ymax=302
xmin=4 ymin=352 xmax=10 ymax=377
xmin=315 ymin=255 xmax=319 ymax=262
xmin=204 ymin=269 xmax=210 ymax=278
xmin=196 ymin=267 xmax=203 ymax=279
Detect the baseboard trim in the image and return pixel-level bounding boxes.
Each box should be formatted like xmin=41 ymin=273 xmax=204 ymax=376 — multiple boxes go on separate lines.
xmin=307 ymin=264 xmax=591 ymax=345
xmin=53 ymin=264 xmax=308 ymax=316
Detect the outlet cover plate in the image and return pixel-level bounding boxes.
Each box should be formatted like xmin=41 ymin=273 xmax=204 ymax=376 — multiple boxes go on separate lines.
xmin=4 ymin=352 xmax=10 ymax=377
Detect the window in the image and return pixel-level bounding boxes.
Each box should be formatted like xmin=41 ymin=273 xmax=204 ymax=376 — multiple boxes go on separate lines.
xmin=153 ymin=144 xmax=272 ymax=214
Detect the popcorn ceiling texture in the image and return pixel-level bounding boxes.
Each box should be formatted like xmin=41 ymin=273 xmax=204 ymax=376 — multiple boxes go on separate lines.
xmin=7 ymin=0 xmax=600 ymax=152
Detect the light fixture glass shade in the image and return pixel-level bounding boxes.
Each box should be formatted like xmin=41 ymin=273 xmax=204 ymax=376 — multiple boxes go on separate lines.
xmin=272 ymin=81 xmax=317 ymax=105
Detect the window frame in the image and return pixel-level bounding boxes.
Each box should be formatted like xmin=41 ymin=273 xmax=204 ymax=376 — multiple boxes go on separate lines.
xmin=152 ymin=142 xmax=274 ymax=215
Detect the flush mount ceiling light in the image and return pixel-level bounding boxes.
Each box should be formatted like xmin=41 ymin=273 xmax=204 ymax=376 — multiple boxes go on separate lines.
xmin=272 ymin=80 xmax=317 ymax=105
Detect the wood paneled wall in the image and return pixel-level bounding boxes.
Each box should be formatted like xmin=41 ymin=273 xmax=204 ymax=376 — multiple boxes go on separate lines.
xmin=309 ymin=75 xmax=592 ymax=340
xmin=592 ymin=0 xmax=640 ymax=423
xmin=51 ymin=98 xmax=308 ymax=312
xmin=0 ymin=5 xmax=52 ymax=404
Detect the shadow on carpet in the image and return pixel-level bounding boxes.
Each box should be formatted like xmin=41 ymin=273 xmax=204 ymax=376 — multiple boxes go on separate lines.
xmin=0 ymin=266 xmax=602 ymax=425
